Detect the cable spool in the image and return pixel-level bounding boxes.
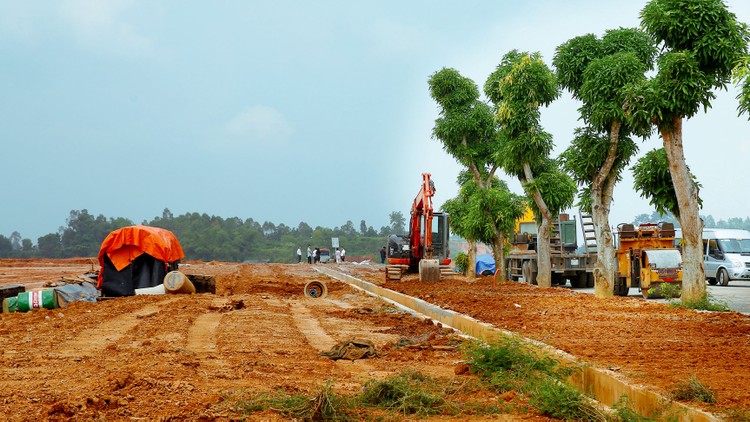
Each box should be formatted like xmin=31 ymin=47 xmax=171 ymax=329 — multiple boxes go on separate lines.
xmin=164 ymin=271 xmax=196 ymax=294
xmin=304 ymin=280 xmax=328 ymax=298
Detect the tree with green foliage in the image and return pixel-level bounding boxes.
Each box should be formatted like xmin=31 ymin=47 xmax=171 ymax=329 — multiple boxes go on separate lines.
xmin=486 ymin=50 xmax=576 ymax=288
xmin=389 ymin=211 xmax=406 ymax=235
xmin=0 ymin=235 xmax=12 ymax=257
xmin=632 ymin=148 xmax=703 ymax=220
xmin=442 ymin=171 xmax=526 ymax=278
xmin=429 ymin=67 xmax=518 ymax=278
xmin=625 ymin=0 xmax=749 ymax=302
xmin=555 ymin=28 xmax=656 ymax=297
xmin=60 ymin=210 xmax=134 ymax=257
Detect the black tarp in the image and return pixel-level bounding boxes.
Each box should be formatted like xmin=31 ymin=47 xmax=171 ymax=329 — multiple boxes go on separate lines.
xmin=100 ymin=253 xmax=172 ymax=297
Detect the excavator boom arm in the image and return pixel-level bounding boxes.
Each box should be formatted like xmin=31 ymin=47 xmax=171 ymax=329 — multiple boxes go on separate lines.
xmin=410 ymin=173 xmax=435 ymax=259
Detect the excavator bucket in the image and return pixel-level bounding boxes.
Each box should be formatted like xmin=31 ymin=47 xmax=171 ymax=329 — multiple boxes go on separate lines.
xmin=419 ymin=259 xmax=441 ymax=282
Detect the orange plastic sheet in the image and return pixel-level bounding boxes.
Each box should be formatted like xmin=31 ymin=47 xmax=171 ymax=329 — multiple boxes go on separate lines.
xmin=97 ymin=226 xmax=185 ymax=284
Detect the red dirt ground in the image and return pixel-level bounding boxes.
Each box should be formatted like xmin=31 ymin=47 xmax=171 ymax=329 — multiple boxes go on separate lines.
xmin=1 ymin=258 xmax=749 ymax=420
xmin=0 ymin=259 xmax=550 ymax=421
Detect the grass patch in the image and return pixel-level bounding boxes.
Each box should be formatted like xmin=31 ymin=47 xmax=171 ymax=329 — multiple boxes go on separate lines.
xmin=464 ymin=337 xmax=604 ymax=420
xmin=359 ymin=369 xmax=447 ymax=416
xmin=222 ymin=370 xmax=512 ymax=420
xmin=528 ymin=378 xmax=604 ymax=421
xmin=225 ymin=382 xmax=353 ymax=421
xmin=670 ymin=375 xmax=716 ymax=404
xmin=669 ymin=290 xmax=730 ymax=312
xmin=723 ymin=407 xmax=750 ymax=421
xmin=610 ymin=395 xmax=654 ymax=422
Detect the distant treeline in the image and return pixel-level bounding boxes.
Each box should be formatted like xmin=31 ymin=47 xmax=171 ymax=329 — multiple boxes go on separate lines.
xmin=3 ymin=209 xmax=747 ymax=262
xmin=0 ymin=209 xmax=407 ymax=263
xmin=631 ymin=211 xmax=750 ymax=230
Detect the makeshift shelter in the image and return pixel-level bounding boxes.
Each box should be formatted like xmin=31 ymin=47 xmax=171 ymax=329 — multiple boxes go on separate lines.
xmin=97 ymin=226 xmax=185 ymax=297
xmin=475 ymin=254 xmax=496 ymax=276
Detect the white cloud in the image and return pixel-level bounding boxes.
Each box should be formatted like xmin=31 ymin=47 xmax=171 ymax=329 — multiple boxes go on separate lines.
xmin=60 ymin=0 xmax=153 ymax=56
xmin=224 ymin=106 xmax=294 ymax=145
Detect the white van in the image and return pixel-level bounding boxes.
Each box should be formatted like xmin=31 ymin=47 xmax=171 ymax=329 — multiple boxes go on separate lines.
xmin=675 ymin=228 xmax=750 ymax=285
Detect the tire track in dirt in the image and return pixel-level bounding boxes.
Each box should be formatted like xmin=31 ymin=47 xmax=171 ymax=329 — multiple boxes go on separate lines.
xmin=56 ymin=298 xmax=182 ymax=358
xmin=289 ymin=300 xmax=338 ymax=352
xmin=288 ymin=299 xmax=378 ymax=376
xmin=185 ymin=297 xmax=227 ymax=353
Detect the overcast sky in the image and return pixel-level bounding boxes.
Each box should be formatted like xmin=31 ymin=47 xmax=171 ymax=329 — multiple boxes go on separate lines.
xmin=2 ymin=0 xmax=749 ymax=242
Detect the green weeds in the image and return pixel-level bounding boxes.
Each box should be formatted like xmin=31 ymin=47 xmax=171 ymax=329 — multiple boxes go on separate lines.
xmin=669 ymin=291 xmax=730 ymax=312
xmin=226 ymin=382 xmax=353 ymax=421
xmin=655 ymin=282 xmax=682 ymax=299
xmin=464 ymin=337 xmax=606 ymax=421
xmin=670 ymin=375 xmax=716 ymax=404
xmin=359 ymin=370 xmax=446 ymax=416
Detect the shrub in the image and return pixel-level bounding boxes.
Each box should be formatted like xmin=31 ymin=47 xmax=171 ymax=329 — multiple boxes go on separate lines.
xmin=454 ymin=252 xmax=469 ymax=274
xmin=529 ymin=379 xmax=603 ymax=421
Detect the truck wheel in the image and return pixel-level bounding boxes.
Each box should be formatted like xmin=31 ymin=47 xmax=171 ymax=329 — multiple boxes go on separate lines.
xmin=717 ymin=268 xmax=730 ymax=286
xmin=551 ymin=273 xmax=562 ymax=285
xmin=571 ymin=272 xmax=586 ymax=288
xmin=614 ymin=277 xmax=629 ymax=296
xmin=586 ymin=273 xmax=595 ymax=288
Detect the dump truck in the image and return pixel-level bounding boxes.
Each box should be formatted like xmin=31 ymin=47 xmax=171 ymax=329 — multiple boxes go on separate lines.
xmin=614 ymin=222 xmax=682 ymax=298
xmin=506 ymin=209 xmax=597 ymax=287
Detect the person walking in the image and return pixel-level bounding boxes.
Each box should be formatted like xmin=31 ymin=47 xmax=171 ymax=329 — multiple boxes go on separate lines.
xmin=380 ymin=246 xmax=386 ymax=264
xmin=296 ymin=246 xmax=302 ymax=263
xmin=335 ymin=248 xmax=341 ymax=264
xmin=341 ymin=247 xmax=346 ymax=262
xmin=307 ymin=245 xmax=312 ymax=264
xmin=313 ymin=248 xmax=319 ymax=264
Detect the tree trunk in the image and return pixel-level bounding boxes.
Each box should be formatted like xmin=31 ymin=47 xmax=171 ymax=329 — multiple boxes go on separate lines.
xmin=591 ymin=194 xmax=616 ymax=298
xmin=591 ymin=121 xmax=620 ymax=298
xmin=536 ymin=216 xmax=552 ymax=288
xmin=466 ymin=239 xmax=477 ymax=280
xmin=661 ymin=118 xmax=705 ymax=302
xmin=491 ymin=234 xmax=506 ymax=283
xmin=522 ymin=163 xmax=552 ymax=288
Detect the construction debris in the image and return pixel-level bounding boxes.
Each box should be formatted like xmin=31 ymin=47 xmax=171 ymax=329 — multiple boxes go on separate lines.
xmin=319 ymin=339 xmax=376 ymax=361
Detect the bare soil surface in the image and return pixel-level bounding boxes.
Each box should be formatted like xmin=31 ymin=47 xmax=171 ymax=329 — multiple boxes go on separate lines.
xmin=0 ymin=259 xmax=545 ymax=421
xmin=1 ymin=258 xmax=749 ymax=420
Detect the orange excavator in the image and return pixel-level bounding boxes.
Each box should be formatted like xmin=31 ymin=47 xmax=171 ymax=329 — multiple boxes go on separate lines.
xmin=386 ymin=173 xmax=451 ymax=281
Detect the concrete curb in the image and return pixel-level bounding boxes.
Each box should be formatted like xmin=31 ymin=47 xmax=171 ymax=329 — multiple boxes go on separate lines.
xmin=314 ymin=266 xmax=719 ymax=422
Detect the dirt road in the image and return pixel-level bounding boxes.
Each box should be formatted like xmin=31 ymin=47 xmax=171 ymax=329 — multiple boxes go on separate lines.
xmin=1 ymin=259 xmax=749 ymax=420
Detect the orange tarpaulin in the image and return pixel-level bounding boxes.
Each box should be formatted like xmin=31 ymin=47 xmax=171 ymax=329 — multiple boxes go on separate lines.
xmin=97 ymin=226 xmax=185 ymax=286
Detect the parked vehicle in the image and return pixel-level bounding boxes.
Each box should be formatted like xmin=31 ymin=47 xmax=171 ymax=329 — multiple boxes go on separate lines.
xmin=615 ymin=222 xmax=682 ymax=298
xmin=319 ymin=248 xmax=331 ymax=263
xmin=506 ymin=208 xmax=597 ymax=287
xmin=676 ymin=228 xmax=750 ymax=286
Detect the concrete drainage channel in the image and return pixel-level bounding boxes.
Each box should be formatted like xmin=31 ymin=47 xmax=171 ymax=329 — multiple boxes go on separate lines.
xmin=314 ymin=266 xmax=718 ymax=422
